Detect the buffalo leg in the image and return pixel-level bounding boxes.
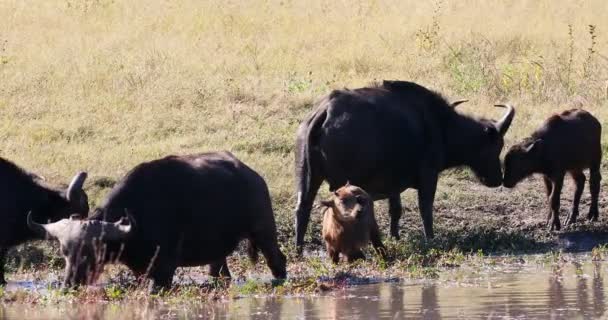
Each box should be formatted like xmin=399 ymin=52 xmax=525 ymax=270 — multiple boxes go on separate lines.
xmin=294 ymin=174 xmax=323 ymax=254
xmin=209 ymin=259 xmax=231 ymax=279
xmin=0 ymin=247 xmax=6 ymax=285
xmin=252 ymin=229 xmax=287 ymax=279
xmin=543 ymin=176 xmax=553 ymax=198
xmin=370 ymin=221 xmax=387 ymax=259
xmin=147 ymin=253 xmax=177 ymax=293
xmin=548 ymin=173 xmax=565 ymax=231
xmin=566 ymin=170 xmax=586 ymax=226
xmin=347 ymin=250 xmax=365 ymax=263
xmin=327 ymin=246 xmax=340 ymax=264
xmin=543 ymin=176 xmax=554 ymax=223
xmin=148 ymin=267 xmax=176 ymax=293
xmin=588 ymin=164 xmax=602 ymax=221
xmin=388 ymin=194 xmax=403 ymax=239
xmin=417 ymin=171 xmax=438 ymax=239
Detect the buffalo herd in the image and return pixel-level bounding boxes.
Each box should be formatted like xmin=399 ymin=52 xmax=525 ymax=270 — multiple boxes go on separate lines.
xmin=1 ymin=80 xmax=602 ymax=291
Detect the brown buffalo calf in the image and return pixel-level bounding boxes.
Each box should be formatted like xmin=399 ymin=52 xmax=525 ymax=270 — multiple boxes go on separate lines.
xmin=503 ymin=109 xmax=602 ymax=230
xmin=321 ymin=183 xmax=386 ymax=263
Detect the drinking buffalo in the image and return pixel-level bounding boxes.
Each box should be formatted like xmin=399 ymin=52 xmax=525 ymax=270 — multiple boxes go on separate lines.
xmin=0 ymin=157 xmax=88 ymax=285
xmin=294 ymin=80 xmax=515 ymax=251
xmin=28 ymin=152 xmax=287 ymax=290
xmin=503 ymin=109 xmax=602 ymax=230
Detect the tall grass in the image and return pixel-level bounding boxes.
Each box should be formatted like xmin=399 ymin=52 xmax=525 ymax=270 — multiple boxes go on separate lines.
xmin=0 ymin=0 xmax=607 ymax=221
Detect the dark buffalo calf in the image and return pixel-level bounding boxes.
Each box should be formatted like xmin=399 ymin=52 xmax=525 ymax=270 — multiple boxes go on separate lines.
xmin=503 ymin=109 xmax=602 ymax=230
xmin=28 ymin=152 xmax=286 ymax=291
xmin=0 ymin=157 xmax=88 ymax=285
xmin=321 ymin=183 xmax=386 ymax=263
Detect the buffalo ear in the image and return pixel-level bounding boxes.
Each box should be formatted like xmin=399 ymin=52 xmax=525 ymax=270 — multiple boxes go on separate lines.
xmin=524 ymin=139 xmax=542 ymax=153
xmin=320 ymin=200 xmax=334 ymax=207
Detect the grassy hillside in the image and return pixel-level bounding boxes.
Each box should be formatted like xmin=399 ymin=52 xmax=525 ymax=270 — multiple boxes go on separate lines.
xmin=1 ymin=0 xmax=607 ymax=255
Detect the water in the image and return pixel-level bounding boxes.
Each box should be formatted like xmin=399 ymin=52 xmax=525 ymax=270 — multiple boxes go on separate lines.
xmin=2 ymin=255 xmax=608 ymax=319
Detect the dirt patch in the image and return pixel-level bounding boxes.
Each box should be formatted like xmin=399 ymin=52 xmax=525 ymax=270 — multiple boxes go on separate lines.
xmin=287 ymin=168 xmax=608 ymax=256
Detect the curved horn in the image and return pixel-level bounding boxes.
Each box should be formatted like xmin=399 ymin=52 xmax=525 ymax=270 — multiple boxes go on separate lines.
xmin=67 ymin=172 xmax=87 ymax=202
xmin=27 ymin=212 xmax=71 ymax=239
xmin=29 ymin=173 xmax=46 ymax=182
xmin=494 ymin=104 xmax=515 ymax=136
xmin=451 ymin=99 xmax=469 ymax=108
xmin=27 ymin=211 xmax=48 ymax=238
xmin=102 ymin=215 xmax=134 ymax=241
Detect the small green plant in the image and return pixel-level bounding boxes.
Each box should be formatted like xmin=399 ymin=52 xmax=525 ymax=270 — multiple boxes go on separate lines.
xmin=285 ymin=71 xmax=313 ymax=94
xmin=415 ymin=0 xmax=443 ymax=51
xmin=307 ymin=257 xmax=330 ymax=277
xmin=238 ymin=279 xmax=262 ymax=295
xmin=583 ymin=24 xmax=597 ymax=79
xmin=105 ymin=285 xmax=125 ymax=301
xmin=564 ymin=24 xmax=575 ymax=92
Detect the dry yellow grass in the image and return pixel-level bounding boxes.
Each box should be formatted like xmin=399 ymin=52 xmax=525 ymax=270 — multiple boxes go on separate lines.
xmin=0 ymin=0 xmax=607 ymax=219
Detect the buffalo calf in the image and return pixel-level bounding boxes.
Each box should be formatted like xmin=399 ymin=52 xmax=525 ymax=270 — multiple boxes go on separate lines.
xmin=503 ymin=109 xmax=602 ymax=230
xmin=321 ymin=183 xmax=386 ymax=263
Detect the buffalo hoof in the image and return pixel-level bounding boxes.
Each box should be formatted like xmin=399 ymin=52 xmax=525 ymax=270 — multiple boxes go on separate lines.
xmin=147 ymin=280 xmax=171 ymax=295
xmin=547 ymin=221 xmax=561 ymax=232
xmin=296 ymin=246 xmax=305 ymax=257
xmin=587 ymin=213 xmax=599 ymax=222
xmin=565 ymin=215 xmax=577 ymax=226
xmin=270 ymin=278 xmax=286 ymax=287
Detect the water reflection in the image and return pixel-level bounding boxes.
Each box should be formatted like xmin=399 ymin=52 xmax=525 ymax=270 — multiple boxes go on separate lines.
xmin=2 ymin=258 xmax=608 ymax=319
xmin=548 ymin=266 xmax=565 ymax=316
xmin=593 ymin=262 xmax=605 ymax=317
xmin=420 ymin=284 xmax=441 ymax=319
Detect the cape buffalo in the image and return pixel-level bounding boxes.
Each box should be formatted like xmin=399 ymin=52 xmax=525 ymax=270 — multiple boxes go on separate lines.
xmin=0 ymin=157 xmax=88 ymax=285
xmin=294 ymin=80 xmax=515 ymax=251
xmin=321 ymin=183 xmax=385 ymax=263
xmin=503 ymin=109 xmax=602 ymax=230
xmin=28 ymin=152 xmax=287 ymax=291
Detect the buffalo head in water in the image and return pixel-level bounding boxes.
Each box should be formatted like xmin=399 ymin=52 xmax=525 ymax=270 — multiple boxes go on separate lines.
xmin=27 ymin=212 xmax=133 ymax=287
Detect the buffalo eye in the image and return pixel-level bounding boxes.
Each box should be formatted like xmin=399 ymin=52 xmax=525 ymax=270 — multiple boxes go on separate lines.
xmin=355 ymin=195 xmax=366 ymax=205
xmin=484 ymin=126 xmax=498 ymax=140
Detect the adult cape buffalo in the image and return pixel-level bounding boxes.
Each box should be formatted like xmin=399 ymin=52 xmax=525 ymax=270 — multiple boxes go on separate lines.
xmin=28 ymin=152 xmax=286 ymax=290
xmin=294 ymin=80 xmax=515 ymax=251
xmin=0 ymin=157 xmax=88 ymax=285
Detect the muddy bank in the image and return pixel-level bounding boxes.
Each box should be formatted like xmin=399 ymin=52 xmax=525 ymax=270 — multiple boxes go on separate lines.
xmin=281 ymin=170 xmax=608 ymax=257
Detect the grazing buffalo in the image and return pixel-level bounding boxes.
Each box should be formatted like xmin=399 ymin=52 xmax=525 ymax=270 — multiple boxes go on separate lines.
xmin=0 ymin=157 xmax=88 ymax=285
xmin=503 ymin=109 xmax=602 ymax=230
xmin=294 ymin=80 xmax=515 ymax=251
xmin=321 ymin=183 xmax=385 ymax=263
xmin=28 ymin=152 xmax=287 ymax=291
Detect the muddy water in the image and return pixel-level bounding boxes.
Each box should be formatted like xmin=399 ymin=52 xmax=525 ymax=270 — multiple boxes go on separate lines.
xmin=2 ymin=255 xmax=608 ymax=319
